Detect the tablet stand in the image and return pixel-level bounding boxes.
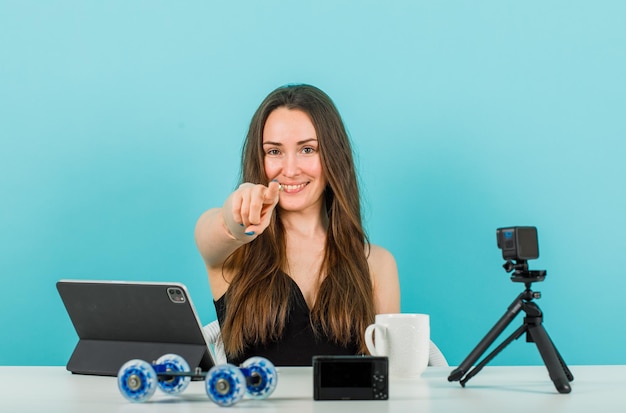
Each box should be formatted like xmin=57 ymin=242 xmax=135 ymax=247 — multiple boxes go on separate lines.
xmin=447 ymin=260 xmax=574 ymax=394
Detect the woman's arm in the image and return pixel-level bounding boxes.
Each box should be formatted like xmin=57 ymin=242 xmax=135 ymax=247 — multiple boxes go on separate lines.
xmin=194 ymin=181 xmax=281 ymax=298
xmin=368 ymin=244 xmax=401 ymax=314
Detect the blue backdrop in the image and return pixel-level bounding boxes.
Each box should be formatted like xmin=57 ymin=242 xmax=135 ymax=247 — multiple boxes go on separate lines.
xmin=1 ymin=1 xmax=625 ymax=367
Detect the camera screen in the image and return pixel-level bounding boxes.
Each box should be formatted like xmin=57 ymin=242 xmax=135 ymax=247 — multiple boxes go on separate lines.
xmin=320 ymin=361 xmax=372 ymax=388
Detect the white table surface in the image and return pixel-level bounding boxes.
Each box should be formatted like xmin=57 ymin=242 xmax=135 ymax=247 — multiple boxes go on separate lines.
xmin=1 ymin=365 xmax=624 ymax=412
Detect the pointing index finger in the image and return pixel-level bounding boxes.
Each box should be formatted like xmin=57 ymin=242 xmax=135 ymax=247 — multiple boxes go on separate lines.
xmin=265 ymin=180 xmax=281 ymax=203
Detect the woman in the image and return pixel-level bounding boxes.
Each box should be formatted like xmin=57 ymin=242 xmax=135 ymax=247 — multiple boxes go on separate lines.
xmin=195 ymin=84 xmax=399 ymax=366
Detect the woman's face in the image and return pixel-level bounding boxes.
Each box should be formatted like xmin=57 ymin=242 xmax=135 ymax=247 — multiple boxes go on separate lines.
xmin=262 ymin=107 xmax=326 ymax=213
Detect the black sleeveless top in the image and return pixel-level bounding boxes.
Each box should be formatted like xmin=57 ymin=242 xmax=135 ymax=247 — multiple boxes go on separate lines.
xmin=214 ymin=275 xmax=360 ymax=366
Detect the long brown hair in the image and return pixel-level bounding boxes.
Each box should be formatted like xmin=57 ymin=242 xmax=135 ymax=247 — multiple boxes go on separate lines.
xmin=221 ymin=84 xmax=375 ymax=357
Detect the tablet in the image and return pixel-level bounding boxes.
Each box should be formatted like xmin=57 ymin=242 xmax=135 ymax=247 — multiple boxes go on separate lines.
xmin=57 ymin=280 xmax=215 ymax=376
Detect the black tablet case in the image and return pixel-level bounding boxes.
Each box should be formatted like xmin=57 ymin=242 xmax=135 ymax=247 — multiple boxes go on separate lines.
xmin=57 ymin=280 xmax=215 ymax=376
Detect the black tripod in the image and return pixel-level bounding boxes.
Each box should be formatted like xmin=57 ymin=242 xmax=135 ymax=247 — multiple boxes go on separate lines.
xmin=448 ymin=260 xmax=573 ymax=394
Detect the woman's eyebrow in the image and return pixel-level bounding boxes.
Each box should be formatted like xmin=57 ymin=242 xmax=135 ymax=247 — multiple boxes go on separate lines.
xmin=263 ymin=138 xmax=318 ymax=146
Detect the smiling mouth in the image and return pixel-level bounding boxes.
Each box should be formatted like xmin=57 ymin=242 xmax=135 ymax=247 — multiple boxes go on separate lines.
xmin=280 ymin=183 xmax=308 ymax=193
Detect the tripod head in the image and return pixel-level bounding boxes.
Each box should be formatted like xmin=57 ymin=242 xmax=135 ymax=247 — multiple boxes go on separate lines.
xmin=503 ymin=259 xmax=546 ymax=285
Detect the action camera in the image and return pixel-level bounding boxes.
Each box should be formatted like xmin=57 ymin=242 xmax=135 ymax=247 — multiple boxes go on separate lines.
xmin=496 ymin=226 xmax=539 ymax=261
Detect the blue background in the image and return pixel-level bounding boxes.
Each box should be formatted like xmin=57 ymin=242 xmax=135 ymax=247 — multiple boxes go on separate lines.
xmin=1 ymin=1 xmax=625 ymax=367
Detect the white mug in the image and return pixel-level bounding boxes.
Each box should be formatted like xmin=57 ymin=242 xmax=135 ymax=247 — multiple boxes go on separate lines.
xmin=364 ymin=313 xmax=430 ymax=378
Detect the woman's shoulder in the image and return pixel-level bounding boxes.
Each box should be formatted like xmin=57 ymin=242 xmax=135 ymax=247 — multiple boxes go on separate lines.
xmin=366 ymin=244 xmax=398 ymax=282
xmin=367 ymin=244 xmax=396 ymax=266
xmin=367 ymin=244 xmax=400 ymax=313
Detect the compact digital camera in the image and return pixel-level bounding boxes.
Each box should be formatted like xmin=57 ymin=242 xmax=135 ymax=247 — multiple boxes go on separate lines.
xmin=313 ymin=355 xmax=388 ymax=400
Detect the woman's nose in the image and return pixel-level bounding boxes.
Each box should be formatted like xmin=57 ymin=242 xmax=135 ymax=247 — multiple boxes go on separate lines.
xmin=282 ymin=153 xmax=299 ymax=176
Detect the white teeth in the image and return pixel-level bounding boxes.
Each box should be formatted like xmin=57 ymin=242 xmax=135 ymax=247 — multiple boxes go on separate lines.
xmin=282 ymin=183 xmax=306 ymax=191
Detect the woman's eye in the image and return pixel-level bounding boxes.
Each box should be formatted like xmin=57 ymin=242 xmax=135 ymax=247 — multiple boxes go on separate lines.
xmin=267 ymin=149 xmax=280 ymax=156
xmin=302 ymin=146 xmax=316 ymax=154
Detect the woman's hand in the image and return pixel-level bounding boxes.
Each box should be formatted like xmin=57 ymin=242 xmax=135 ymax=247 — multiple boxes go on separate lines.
xmin=226 ymin=180 xmax=281 ymax=238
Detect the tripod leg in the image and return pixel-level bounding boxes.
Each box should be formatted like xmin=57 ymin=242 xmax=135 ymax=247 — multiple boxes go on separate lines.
xmin=554 ymin=342 xmax=574 ymax=382
xmin=526 ymin=320 xmax=572 ymax=394
xmin=533 ymin=331 xmax=573 ymax=382
xmin=460 ymin=324 xmax=527 ymax=387
xmin=449 ymin=293 xmax=525 ymax=383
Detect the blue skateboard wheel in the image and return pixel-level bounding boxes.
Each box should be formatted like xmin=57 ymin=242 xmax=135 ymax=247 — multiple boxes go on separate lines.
xmin=205 ymin=364 xmax=246 ymax=407
xmin=117 ymin=359 xmax=157 ymax=402
xmin=155 ymin=354 xmax=191 ymax=395
xmin=241 ymin=357 xmax=278 ymax=399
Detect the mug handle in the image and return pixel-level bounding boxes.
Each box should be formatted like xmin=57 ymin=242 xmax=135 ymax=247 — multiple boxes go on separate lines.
xmin=364 ymin=324 xmax=382 ymax=355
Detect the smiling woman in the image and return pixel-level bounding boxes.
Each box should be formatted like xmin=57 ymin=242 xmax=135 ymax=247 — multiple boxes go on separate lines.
xmin=262 ymin=108 xmax=325 ymax=214
xmin=194 ymin=84 xmax=400 ymax=366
